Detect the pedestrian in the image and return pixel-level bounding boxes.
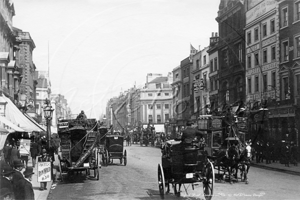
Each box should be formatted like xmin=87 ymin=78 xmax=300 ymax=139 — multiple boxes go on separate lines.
xmin=11 ymin=159 xmax=25 ymax=198
xmin=181 ymin=121 xmax=202 ymax=144
xmin=9 ymin=145 xmax=20 ymax=167
xmin=0 ymin=188 xmax=13 ymax=200
xmin=14 ymin=167 xmax=35 ymax=200
xmin=30 ymin=139 xmax=39 ymax=168
xmin=0 ymin=164 xmax=15 ymax=197
xmin=38 ymin=149 xmax=52 ymax=190
xmin=3 ymin=143 xmax=12 ymax=165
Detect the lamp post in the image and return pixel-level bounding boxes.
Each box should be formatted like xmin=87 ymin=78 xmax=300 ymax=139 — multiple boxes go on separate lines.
xmin=44 ymin=99 xmax=54 ymax=150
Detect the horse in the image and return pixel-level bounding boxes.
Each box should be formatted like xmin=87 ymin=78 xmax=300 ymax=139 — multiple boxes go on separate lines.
xmin=237 ymin=145 xmax=252 ymax=184
xmin=213 ymin=144 xmax=239 ymax=184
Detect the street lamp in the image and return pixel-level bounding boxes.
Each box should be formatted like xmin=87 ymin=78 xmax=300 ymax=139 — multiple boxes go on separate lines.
xmin=44 ymin=99 xmax=54 ymax=150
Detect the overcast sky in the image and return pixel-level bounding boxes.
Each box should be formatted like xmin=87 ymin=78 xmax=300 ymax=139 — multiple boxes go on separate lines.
xmin=13 ymin=0 xmax=219 ymax=119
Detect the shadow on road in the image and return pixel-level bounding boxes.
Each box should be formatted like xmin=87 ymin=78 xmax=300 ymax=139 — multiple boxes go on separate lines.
xmin=135 ymin=189 xmax=205 ymax=200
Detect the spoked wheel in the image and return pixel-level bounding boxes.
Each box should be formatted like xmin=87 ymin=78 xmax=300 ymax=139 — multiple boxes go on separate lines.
xmin=203 ymin=161 xmax=215 ymax=200
xmin=124 ymin=150 xmax=127 ymax=166
xmin=157 ymin=164 xmax=166 ymax=198
xmin=105 ymin=150 xmax=109 ymax=165
xmin=96 ymin=167 xmax=100 ymax=180
xmin=173 ymin=183 xmax=181 ymax=197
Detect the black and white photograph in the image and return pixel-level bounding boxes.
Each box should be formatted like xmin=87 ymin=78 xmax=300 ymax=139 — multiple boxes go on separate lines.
xmin=0 ymin=0 xmax=300 ymax=199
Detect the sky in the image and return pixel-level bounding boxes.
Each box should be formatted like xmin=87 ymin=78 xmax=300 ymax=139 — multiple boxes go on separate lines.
xmin=13 ymin=0 xmax=219 ymax=119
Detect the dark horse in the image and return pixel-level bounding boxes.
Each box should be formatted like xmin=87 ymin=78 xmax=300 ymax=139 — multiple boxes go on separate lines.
xmin=237 ymin=146 xmax=252 ymax=184
xmin=213 ymin=145 xmax=239 ymax=184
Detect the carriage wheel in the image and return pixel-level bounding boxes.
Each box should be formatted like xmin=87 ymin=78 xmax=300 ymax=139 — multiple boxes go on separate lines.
xmin=105 ymin=150 xmax=109 ymax=165
xmin=173 ymin=184 xmax=181 ymax=197
xmin=203 ymin=161 xmax=215 ymax=200
xmin=157 ymin=164 xmax=166 ymax=198
xmin=124 ymin=150 xmax=127 ymax=166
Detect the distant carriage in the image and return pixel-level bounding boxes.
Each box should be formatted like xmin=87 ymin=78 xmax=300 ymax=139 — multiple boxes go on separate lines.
xmin=104 ymin=134 xmax=127 ymax=166
xmin=158 ymin=139 xmax=215 ymax=199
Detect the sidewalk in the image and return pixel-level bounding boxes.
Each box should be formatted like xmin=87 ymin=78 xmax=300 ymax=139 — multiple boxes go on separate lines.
xmin=251 ymin=161 xmax=300 ymax=176
xmin=26 ymin=155 xmax=59 ymax=200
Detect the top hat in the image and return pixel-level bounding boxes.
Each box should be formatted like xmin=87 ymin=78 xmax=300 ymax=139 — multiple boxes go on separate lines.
xmin=13 ymin=159 xmax=24 ymax=168
xmin=1 ymin=165 xmax=15 ymax=176
xmin=23 ymin=167 xmax=34 ymax=177
xmin=0 ymin=188 xmax=12 ymax=198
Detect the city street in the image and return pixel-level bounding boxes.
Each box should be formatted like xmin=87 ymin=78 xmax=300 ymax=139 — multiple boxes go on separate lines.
xmin=48 ymin=145 xmax=300 ymax=200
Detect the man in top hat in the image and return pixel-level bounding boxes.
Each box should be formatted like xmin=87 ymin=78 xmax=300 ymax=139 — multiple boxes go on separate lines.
xmin=11 ymin=159 xmax=25 ymax=197
xmin=181 ymin=121 xmax=202 ymax=144
xmin=0 ymin=165 xmax=15 ymax=193
xmin=14 ymin=167 xmax=35 ymax=200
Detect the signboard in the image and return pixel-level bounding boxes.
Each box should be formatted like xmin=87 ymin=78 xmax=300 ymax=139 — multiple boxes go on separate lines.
xmin=19 ymin=139 xmax=30 ymax=156
xmin=37 ymin=162 xmax=52 ymax=182
xmin=211 ymin=119 xmax=222 ymax=129
xmin=246 ymin=0 xmax=276 ymax=24
xmin=58 ymin=122 xmax=69 ymax=129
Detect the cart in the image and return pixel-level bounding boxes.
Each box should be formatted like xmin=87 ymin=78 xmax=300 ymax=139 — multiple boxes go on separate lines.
xmin=57 ymin=118 xmax=101 ymax=181
xmin=105 ymin=135 xmax=127 ymax=166
xmin=158 ymin=140 xmax=215 ymax=199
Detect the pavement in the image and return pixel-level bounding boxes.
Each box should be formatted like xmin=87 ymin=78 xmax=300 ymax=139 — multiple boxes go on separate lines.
xmin=251 ymin=160 xmax=300 ymax=176
xmin=26 ymin=155 xmax=60 ymax=200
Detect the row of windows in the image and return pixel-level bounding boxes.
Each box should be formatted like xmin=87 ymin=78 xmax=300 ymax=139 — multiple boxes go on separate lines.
xmin=247 ymin=19 xmax=276 ymax=45
xmin=148 ymin=104 xmax=170 ymax=109
xmin=247 ymin=71 xmax=277 ymax=94
xmin=148 ymin=114 xmax=169 ymax=123
xmin=246 ymin=35 xmax=300 ymax=68
xmin=148 ymin=92 xmax=170 ymax=97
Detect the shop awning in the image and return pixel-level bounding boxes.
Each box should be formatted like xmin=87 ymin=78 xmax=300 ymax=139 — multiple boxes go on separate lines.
xmin=3 ymin=95 xmax=44 ymax=132
xmin=0 ymin=115 xmax=25 ymax=132
xmin=0 ymin=128 xmax=9 ymax=151
xmin=23 ymin=113 xmax=46 ymax=132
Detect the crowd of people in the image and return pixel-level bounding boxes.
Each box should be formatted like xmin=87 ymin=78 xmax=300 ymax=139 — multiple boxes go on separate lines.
xmin=252 ymin=140 xmax=298 ymax=167
xmin=0 ymin=134 xmax=57 ymax=200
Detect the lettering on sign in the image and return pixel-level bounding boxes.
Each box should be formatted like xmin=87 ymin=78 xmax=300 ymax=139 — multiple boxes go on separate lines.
xmin=262 ymin=36 xmax=276 ymax=47
xmin=211 ymin=119 xmax=222 ymax=129
xmin=246 ymin=0 xmax=276 ymax=24
xmin=262 ymin=62 xmax=277 ymax=71
xmin=246 ymin=44 xmax=260 ymax=54
xmin=37 ymin=162 xmax=52 ymax=182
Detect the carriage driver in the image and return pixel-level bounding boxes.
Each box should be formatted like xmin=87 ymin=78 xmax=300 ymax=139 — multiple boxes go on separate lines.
xmin=181 ymin=121 xmax=203 ymax=144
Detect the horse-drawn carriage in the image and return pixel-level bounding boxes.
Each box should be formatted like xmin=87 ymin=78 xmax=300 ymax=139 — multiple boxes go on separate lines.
xmin=57 ymin=118 xmax=101 ymax=180
xmin=104 ymin=134 xmax=127 ymax=166
xmin=158 ymin=140 xmax=215 ymax=199
xmin=197 ymin=115 xmax=251 ymax=184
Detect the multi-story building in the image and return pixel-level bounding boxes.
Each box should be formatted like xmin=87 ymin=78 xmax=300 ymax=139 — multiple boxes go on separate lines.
xmin=275 ymin=0 xmax=300 ymax=146
xmin=208 ymin=32 xmax=220 ymax=112
xmin=35 ymin=71 xmax=51 ymax=123
xmin=192 ymin=46 xmax=210 ymax=116
xmin=0 ymin=1 xmax=22 ymax=101
xmin=216 ymin=0 xmax=246 ymax=108
xmin=51 ymin=94 xmax=70 ymax=122
xmin=245 ymin=0 xmax=279 ymax=141
xmin=139 ymin=73 xmax=173 ymax=132
xmin=180 ymin=57 xmax=192 ymax=125
xmin=14 ymin=29 xmax=38 ymax=115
